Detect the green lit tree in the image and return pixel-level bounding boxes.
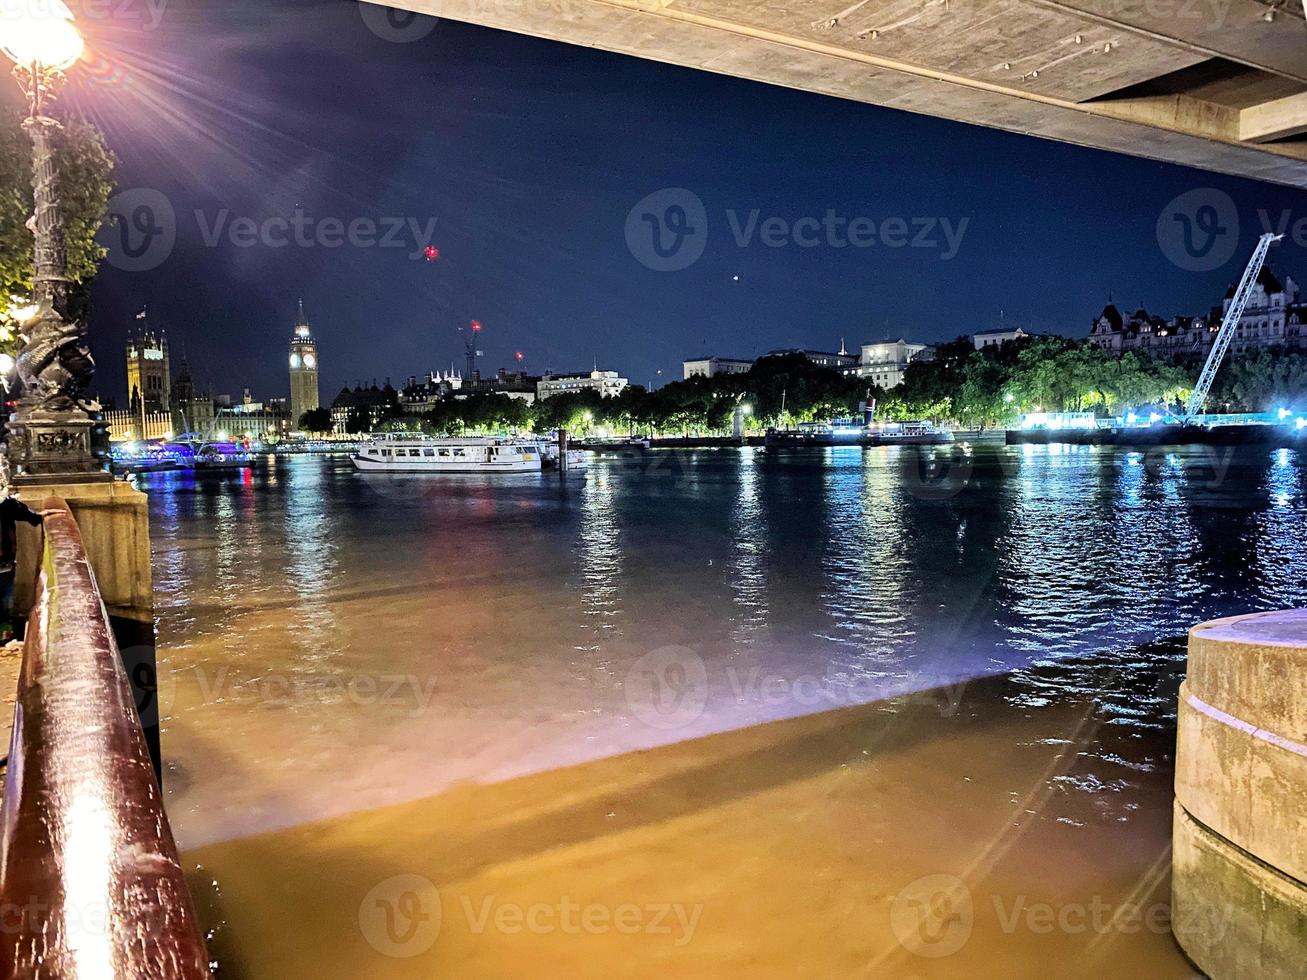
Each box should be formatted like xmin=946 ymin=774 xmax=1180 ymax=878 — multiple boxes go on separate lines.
xmin=0 ymin=107 xmax=116 ymax=358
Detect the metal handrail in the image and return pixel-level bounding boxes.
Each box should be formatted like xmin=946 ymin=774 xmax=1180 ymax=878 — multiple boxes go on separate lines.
xmin=0 ymin=499 xmax=210 ymax=978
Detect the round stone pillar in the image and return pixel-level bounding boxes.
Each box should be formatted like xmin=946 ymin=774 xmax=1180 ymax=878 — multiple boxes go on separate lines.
xmin=1174 ymin=609 xmax=1307 ymax=977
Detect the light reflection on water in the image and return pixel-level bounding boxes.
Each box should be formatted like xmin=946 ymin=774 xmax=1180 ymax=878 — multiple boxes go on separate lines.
xmin=727 ymin=448 xmax=767 ymax=644
xmin=574 ymin=466 xmax=622 ymax=652
xmin=142 ymin=444 xmax=1307 ymax=847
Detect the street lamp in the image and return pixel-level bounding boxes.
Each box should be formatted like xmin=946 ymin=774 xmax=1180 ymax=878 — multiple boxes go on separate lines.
xmin=2 ymin=2 xmax=104 ymax=482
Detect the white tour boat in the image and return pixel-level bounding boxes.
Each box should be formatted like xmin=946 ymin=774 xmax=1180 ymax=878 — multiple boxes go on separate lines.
xmin=528 ymin=439 xmax=590 ymax=470
xmin=352 ymin=436 xmax=543 ymax=473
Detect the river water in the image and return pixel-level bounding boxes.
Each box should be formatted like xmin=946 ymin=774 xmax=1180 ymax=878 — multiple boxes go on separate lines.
xmin=144 ymin=443 xmax=1306 ymax=977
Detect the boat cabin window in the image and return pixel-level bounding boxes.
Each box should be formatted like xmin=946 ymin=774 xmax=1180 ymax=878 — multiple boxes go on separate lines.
xmin=453 ymin=448 xmax=466 ymax=457
xmin=438 ymin=448 xmax=450 ymax=457
xmin=422 ymin=448 xmax=435 ymax=457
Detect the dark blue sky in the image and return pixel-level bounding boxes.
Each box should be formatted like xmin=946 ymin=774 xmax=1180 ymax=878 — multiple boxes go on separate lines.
xmin=15 ymin=0 xmax=1307 ymax=405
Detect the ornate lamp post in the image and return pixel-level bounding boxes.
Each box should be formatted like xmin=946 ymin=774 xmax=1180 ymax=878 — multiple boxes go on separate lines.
xmin=2 ymin=2 xmax=105 ymax=483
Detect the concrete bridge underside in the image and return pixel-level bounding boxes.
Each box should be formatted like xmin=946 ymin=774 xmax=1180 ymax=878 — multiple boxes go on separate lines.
xmin=369 ymin=0 xmax=1307 ymax=187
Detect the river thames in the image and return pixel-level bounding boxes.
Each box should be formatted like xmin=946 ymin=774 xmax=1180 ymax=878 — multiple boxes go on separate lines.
xmin=146 ymin=444 xmax=1305 ymax=977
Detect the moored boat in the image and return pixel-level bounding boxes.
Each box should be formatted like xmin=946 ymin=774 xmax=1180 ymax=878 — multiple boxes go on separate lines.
xmin=765 ymin=420 xmax=953 ymax=447
xmin=109 ymin=442 xmax=195 ymax=473
xmin=352 ymin=436 xmax=542 ymax=473
xmin=528 ymin=439 xmax=589 ymax=470
xmin=195 ymin=442 xmax=256 ymax=469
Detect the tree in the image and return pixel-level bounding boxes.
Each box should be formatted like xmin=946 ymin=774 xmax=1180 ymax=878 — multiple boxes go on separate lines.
xmin=297 ymin=407 xmax=333 ymax=433
xmin=1 ymin=107 xmax=116 ymax=368
xmin=1 ymin=107 xmax=116 ymax=298
xmin=344 ymin=409 xmax=371 ymax=435
xmin=1211 ymin=347 xmax=1307 ymax=412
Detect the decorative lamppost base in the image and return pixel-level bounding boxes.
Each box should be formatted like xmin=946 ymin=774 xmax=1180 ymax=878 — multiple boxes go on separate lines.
xmin=6 ymin=409 xmax=111 ymax=485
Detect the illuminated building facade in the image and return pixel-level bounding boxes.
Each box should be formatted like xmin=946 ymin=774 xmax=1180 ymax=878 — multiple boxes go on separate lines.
xmin=126 ymin=324 xmax=171 ymax=414
xmin=289 ymin=300 xmax=321 ymax=427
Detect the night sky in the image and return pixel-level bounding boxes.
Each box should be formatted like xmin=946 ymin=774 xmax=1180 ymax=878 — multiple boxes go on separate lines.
xmin=8 ymin=0 xmax=1307 ymax=406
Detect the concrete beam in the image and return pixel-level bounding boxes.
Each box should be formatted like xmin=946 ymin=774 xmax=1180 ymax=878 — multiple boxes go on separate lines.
xmin=1242 ymin=90 xmax=1307 ymax=143
xmin=1031 ymin=0 xmax=1307 ymax=84
xmin=369 ymin=0 xmax=1307 ymax=188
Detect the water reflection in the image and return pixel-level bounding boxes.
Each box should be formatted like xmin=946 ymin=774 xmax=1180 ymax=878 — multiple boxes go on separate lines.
xmin=727 ymin=448 xmax=767 ymax=643
xmin=574 ymin=467 xmax=621 ymax=652
xmin=146 ymin=445 xmax=1307 ymax=850
xmin=820 ymin=448 xmax=908 ymax=660
xmin=1255 ymin=447 xmax=1307 ymax=609
xmin=282 ymin=458 xmax=340 ymax=664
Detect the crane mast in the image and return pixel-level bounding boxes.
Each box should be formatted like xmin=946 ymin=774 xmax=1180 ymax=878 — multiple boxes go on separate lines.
xmin=1184 ymin=232 xmax=1282 ymax=419
xmin=460 ymin=320 xmax=483 ymax=382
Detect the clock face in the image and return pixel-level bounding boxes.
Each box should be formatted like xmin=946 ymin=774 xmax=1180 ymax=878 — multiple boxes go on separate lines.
xmin=304 ymin=354 xmax=317 ymax=369
xmin=289 ymin=353 xmax=301 ymax=369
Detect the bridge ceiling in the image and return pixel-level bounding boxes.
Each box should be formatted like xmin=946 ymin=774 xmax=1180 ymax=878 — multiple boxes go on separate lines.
xmin=373 ymin=0 xmax=1307 ymax=186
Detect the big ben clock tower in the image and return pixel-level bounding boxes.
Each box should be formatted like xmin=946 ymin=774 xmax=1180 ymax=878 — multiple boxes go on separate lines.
xmin=289 ymin=300 xmax=320 ymax=427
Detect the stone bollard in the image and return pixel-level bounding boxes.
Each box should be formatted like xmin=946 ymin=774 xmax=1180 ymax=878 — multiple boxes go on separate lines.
xmin=1174 ymin=610 xmax=1307 ymax=978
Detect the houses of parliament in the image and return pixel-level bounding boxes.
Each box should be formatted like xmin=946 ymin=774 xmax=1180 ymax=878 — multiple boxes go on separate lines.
xmin=106 ymin=305 xmax=321 ymax=443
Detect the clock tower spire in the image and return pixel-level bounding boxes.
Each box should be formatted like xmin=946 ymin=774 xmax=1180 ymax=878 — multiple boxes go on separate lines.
xmin=289 ymin=300 xmax=320 ymax=428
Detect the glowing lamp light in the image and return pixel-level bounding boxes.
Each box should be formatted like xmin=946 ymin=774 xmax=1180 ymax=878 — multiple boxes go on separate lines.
xmin=1297 ymin=417 xmax=1307 ymax=430
xmin=1277 ymin=407 xmax=1292 ymax=420
xmin=4 ymin=299 xmax=39 ymax=322
xmin=1 ymin=1 xmax=84 ymax=71
xmin=740 ymin=403 xmax=753 ymax=415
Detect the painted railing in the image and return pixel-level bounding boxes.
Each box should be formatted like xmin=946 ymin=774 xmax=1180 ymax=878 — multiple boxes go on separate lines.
xmin=0 ymin=499 xmax=209 ymax=978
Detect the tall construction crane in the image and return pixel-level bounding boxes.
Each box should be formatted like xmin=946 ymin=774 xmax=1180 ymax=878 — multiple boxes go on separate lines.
xmin=459 ymin=319 xmax=483 ymax=382
xmin=1184 ymin=232 xmax=1282 ymax=420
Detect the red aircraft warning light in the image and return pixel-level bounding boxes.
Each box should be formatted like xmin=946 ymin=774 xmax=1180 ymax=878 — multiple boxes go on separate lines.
xmin=515 ymin=351 xmax=524 ymax=362
xmin=471 ymin=320 xmax=482 ymax=332
xmin=423 ymin=245 xmax=439 ymax=261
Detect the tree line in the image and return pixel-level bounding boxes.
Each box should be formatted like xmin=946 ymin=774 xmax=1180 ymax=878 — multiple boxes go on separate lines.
xmin=299 ymin=338 xmax=1307 ymax=437
xmin=307 ymin=335 xmax=1307 ymax=437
